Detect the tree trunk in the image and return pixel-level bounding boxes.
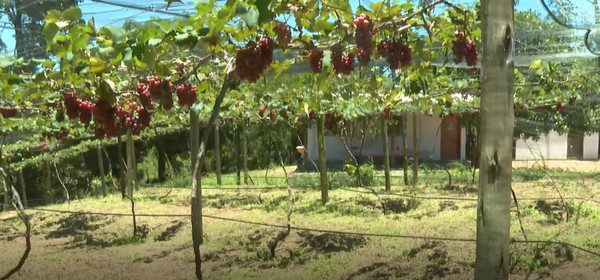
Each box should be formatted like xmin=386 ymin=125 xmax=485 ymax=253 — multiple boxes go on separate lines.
xmin=2 ymin=173 xmax=9 ymax=211
xmin=316 ymin=118 xmax=328 ymax=204
xmin=117 ymin=135 xmax=126 ymax=199
xmin=44 ymin=160 xmax=52 ymax=203
xmin=402 ymin=115 xmax=409 ymax=186
xmin=235 ymin=125 xmax=242 ymax=185
xmin=125 ymin=131 xmax=136 ymax=198
xmin=156 ymin=134 xmax=167 ymax=183
xmin=214 ymin=122 xmax=222 ymax=185
xmin=412 ymin=113 xmax=419 ymax=187
xmin=390 ymin=122 xmax=397 ymax=169
xmin=381 ymin=117 xmax=391 ymax=191
xmin=18 ymin=169 xmax=27 ymax=209
xmin=97 ymin=143 xmax=107 ymax=197
xmin=475 ymin=1 xmax=514 ymax=279
xmin=242 ymin=119 xmax=249 ymax=185
xmin=190 ymin=72 xmax=233 ymax=280
xmin=190 ymin=108 xmax=202 ymax=244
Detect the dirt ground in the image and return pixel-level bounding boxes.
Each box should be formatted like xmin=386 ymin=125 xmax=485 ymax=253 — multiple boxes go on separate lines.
xmin=513 ymin=160 xmax=600 ymax=172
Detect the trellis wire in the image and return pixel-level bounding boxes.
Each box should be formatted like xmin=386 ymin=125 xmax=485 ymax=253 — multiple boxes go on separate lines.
xmin=24 ymin=207 xmax=600 ymax=258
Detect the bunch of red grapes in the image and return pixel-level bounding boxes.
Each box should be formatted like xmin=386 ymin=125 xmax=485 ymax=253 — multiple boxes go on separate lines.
xmin=377 ymin=39 xmax=412 ymax=70
xmin=258 ymin=105 xmax=268 ymax=117
xmin=353 ymin=14 xmax=374 ymax=66
xmin=176 ymin=83 xmax=197 ymax=107
xmin=235 ymin=37 xmax=275 ymax=82
xmin=452 ymin=33 xmax=478 ymax=66
xmin=308 ymin=50 xmax=323 ymax=74
xmin=0 ymin=107 xmax=18 ymax=118
xmin=92 ymin=99 xmax=117 ymax=134
xmin=332 ymin=48 xmax=355 ymax=75
xmin=64 ymin=93 xmax=94 ymax=126
xmin=138 ymin=76 xmax=174 ymax=110
xmin=273 ymin=23 xmax=292 ymax=48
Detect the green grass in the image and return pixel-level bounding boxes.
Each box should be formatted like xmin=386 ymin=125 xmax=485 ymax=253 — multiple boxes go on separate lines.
xmin=1 ymin=166 xmax=599 ymax=279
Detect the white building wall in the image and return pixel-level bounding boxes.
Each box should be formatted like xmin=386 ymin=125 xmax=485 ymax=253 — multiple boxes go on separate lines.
xmin=583 ymin=133 xmax=599 ymax=160
xmin=306 ymin=114 xmax=444 ymax=163
xmin=547 ymin=131 xmax=568 ymax=159
xmin=514 ymin=131 xmax=570 ymax=160
xmin=515 ymin=134 xmax=548 ymax=160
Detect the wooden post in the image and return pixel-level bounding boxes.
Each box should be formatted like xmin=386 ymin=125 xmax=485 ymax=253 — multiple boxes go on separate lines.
xmin=235 ymin=125 xmax=242 ymax=185
xmin=412 ymin=113 xmax=419 ymax=187
xmin=44 ymin=159 xmax=52 ymax=203
xmin=190 ymin=108 xmax=202 ymax=244
xmin=390 ymin=122 xmax=397 ymax=169
xmin=156 ymin=133 xmax=167 ymax=182
xmin=97 ymin=143 xmax=107 ymax=196
xmin=214 ymin=121 xmax=222 ymax=186
xmin=18 ymin=169 xmax=27 ymax=209
xmin=117 ymin=135 xmax=126 ymax=199
xmin=475 ymin=1 xmax=514 ymax=279
xmin=381 ymin=117 xmax=391 ymax=191
xmin=402 ymin=114 xmax=409 ymax=186
xmin=316 ymin=118 xmax=328 ymax=204
xmin=125 ymin=130 xmax=136 ymax=198
xmin=2 ymin=173 xmax=9 ymax=211
xmin=242 ymin=119 xmax=249 ymax=185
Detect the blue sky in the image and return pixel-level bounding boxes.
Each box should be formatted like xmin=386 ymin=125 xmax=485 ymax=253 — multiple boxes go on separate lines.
xmin=0 ymin=0 xmax=551 ymax=56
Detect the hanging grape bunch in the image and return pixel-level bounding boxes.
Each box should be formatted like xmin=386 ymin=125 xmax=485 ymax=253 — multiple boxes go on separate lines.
xmin=377 ymin=39 xmax=412 ymax=70
xmin=176 ymin=83 xmax=197 ymax=107
xmin=92 ymin=98 xmax=117 ymax=135
xmin=273 ymin=22 xmax=292 ymax=48
xmin=235 ymin=37 xmax=275 ymax=82
xmin=332 ymin=46 xmax=355 ymax=75
xmin=136 ymin=82 xmax=153 ymax=109
xmin=308 ymin=50 xmax=324 ymax=73
xmin=0 ymin=106 xmax=18 ymax=118
xmin=452 ymin=33 xmax=478 ymax=66
xmin=353 ymin=14 xmax=374 ymax=66
xmin=142 ymin=76 xmax=174 ymax=110
xmin=258 ymin=105 xmax=268 ymax=117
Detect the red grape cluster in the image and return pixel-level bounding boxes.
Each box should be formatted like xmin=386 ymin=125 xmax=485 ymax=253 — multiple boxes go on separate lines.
xmin=77 ymin=100 xmax=94 ymax=126
xmin=308 ymin=50 xmax=323 ymax=73
xmin=332 ymin=48 xmax=355 ymax=75
xmin=92 ymin=99 xmax=117 ymax=134
xmin=176 ymin=84 xmax=197 ymax=107
xmin=64 ymin=93 xmax=80 ymax=119
xmin=136 ymin=82 xmax=153 ymax=109
xmin=147 ymin=77 xmax=172 ymax=100
xmin=452 ymin=33 xmax=478 ymax=66
xmin=383 ymin=107 xmax=392 ymax=120
xmin=273 ymin=23 xmax=292 ymax=48
xmin=235 ymin=37 xmax=275 ymax=82
xmin=353 ymin=14 xmax=374 ymax=66
xmin=377 ymin=40 xmax=412 ymax=70
xmin=258 ymin=105 xmax=268 ymax=117
xmin=0 ymin=107 xmax=18 ymax=118
xmin=268 ymin=109 xmax=277 ymax=121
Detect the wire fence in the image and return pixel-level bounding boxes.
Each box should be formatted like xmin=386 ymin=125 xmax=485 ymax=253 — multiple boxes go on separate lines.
xmin=18 ymin=207 xmax=600 ymax=258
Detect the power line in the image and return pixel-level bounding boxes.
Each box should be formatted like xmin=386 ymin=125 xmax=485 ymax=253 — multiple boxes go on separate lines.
xmin=90 ymin=0 xmax=189 ymax=17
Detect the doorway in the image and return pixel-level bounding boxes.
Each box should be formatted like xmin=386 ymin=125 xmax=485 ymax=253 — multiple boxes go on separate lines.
xmin=567 ymin=133 xmax=584 ymax=159
xmin=441 ymin=114 xmax=461 ymax=161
